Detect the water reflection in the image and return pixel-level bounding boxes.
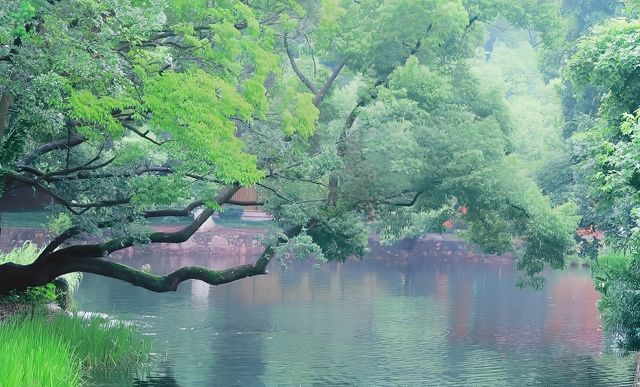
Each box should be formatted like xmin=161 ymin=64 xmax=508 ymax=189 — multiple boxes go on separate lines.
xmin=76 ymin=237 xmax=635 ymax=386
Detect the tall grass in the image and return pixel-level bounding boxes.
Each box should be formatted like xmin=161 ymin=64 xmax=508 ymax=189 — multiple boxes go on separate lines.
xmin=52 ymin=313 xmax=152 ymax=371
xmin=0 ymin=316 xmax=82 ymax=386
xmin=0 ymin=312 xmax=151 ymax=386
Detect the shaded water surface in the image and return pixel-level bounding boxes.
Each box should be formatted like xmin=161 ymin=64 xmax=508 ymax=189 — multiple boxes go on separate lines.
xmin=75 ymin=238 xmax=635 ymax=386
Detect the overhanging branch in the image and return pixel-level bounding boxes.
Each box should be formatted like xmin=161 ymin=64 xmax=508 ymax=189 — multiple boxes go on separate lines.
xmin=0 ymin=202 xmax=310 ymax=295
xmin=5 ymin=173 xmax=131 ymax=215
xmin=19 ymin=135 xmax=87 ymax=166
xmin=284 ymin=34 xmax=319 ymax=95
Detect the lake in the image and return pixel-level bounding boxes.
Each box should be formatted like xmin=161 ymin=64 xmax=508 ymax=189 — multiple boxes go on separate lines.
xmin=74 ymin=235 xmax=635 ymax=386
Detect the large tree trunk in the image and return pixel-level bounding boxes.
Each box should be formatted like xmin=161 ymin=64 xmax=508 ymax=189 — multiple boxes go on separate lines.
xmin=0 ymin=92 xmax=14 ymax=143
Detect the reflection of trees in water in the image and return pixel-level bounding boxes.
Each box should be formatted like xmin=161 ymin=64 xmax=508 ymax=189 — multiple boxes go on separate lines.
xmin=207 ymin=298 xmax=269 ymax=386
xmin=133 ymin=364 xmax=181 ymax=386
xmin=76 ymin=242 xmax=634 ymax=385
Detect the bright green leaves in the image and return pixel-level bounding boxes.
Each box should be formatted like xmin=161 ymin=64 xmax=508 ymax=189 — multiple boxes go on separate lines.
xmin=166 ymin=1 xmax=279 ymax=82
xmin=8 ymin=0 xmax=36 ymax=38
xmin=47 ymin=213 xmax=73 ymax=236
xmin=566 ymin=19 xmax=640 ymax=121
xmin=316 ymin=0 xmax=347 ymax=46
xmin=144 ymin=70 xmax=262 ymax=184
xmin=242 ymin=78 xmax=268 ymax=118
xmin=282 ymin=93 xmax=319 ymax=138
xmin=389 ymin=56 xmax=452 ymax=110
xmin=231 ymin=2 xmax=260 ymax=36
xmin=239 ymin=40 xmax=280 ymax=118
xmin=69 ymin=90 xmax=139 ymax=139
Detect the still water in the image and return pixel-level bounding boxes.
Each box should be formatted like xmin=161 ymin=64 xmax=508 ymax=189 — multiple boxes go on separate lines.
xmin=75 ymin=236 xmax=635 ymax=386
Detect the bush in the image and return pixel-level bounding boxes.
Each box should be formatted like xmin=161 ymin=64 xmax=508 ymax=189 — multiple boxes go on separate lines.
xmin=592 ymin=252 xmax=640 ymax=351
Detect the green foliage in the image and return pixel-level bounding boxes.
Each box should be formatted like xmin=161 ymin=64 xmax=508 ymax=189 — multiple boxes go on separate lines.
xmin=282 ymin=92 xmax=319 ymax=138
xmin=0 ymin=0 xmax=580 ymax=294
xmin=566 ymin=18 xmax=640 ymax=122
xmin=561 ymin=4 xmax=640 ymax=351
xmin=69 ymin=90 xmax=137 ymax=139
xmin=1 ymin=282 xmax=56 ymax=306
xmin=308 ymin=213 xmax=370 ymax=262
xmin=48 ymin=213 xmax=74 ymax=235
xmin=565 ymin=18 xmax=640 ymax=251
xmin=592 ymin=251 xmax=640 ymax=351
xmin=8 ymin=0 xmax=36 ymax=39
xmin=316 ymin=0 xmax=469 ymax=77
xmin=0 ymin=0 xmax=310 ymax=253
xmin=274 ymin=231 xmax=326 ymax=269
xmin=464 ymin=0 xmax=563 ymax=43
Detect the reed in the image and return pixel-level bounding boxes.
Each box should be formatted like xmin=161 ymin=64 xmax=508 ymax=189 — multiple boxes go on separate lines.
xmin=49 ymin=312 xmax=152 ymax=371
xmin=0 ymin=312 xmax=151 ymax=386
xmin=0 ymin=315 xmax=82 ymax=386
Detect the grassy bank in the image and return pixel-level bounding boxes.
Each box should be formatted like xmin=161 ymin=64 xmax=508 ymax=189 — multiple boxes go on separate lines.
xmin=0 ymin=312 xmax=151 ymax=386
xmin=0 ymin=243 xmax=151 ymax=386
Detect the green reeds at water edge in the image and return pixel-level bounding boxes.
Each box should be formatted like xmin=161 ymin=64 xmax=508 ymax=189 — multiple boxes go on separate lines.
xmin=0 ymin=312 xmax=151 ymax=386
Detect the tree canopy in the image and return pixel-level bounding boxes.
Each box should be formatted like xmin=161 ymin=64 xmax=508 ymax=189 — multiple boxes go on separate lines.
xmin=559 ymin=1 xmax=640 ymax=350
xmin=0 ymin=0 xmax=577 ymax=295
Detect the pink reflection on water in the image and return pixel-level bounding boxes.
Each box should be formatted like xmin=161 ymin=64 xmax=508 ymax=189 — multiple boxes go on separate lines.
xmin=544 ymin=273 xmax=603 ymax=353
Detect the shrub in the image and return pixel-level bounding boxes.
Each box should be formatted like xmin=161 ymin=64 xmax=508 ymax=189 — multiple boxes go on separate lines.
xmin=592 ymin=252 xmax=640 ymax=351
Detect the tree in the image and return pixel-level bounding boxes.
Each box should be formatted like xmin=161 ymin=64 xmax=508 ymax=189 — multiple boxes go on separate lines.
xmin=563 ymin=2 xmax=640 ymax=350
xmin=0 ymin=0 xmax=575 ymax=295
xmin=284 ymin=0 xmax=576 ymax=287
xmin=0 ymin=0 xmax=314 ymax=293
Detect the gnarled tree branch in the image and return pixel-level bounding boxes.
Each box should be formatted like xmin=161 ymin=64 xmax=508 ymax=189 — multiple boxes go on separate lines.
xmin=18 ymin=135 xmax=87 ymax=166
xmin=313 ymin=59 xmax=346 ymax=106
xmin=0 ymin=92 xmax=14 ymax=143
xmin=0 ymin=187 xmax=311 ymax=295
xmin=5 ymin=173 xmax=131 ymax=215
xmin=284 ymin=34 xmax=319 ymax=95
